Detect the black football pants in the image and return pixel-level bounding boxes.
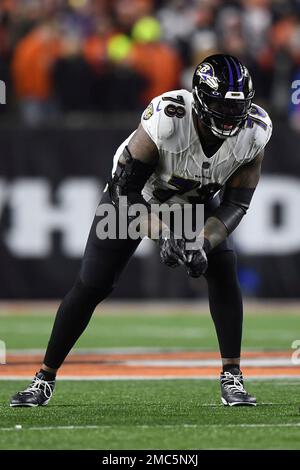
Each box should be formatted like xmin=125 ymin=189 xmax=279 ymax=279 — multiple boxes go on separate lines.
xmin=43 ymin=191 xmax=243 ymax=369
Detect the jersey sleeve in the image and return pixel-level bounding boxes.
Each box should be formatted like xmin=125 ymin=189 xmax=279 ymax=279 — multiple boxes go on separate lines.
xmin=250 ymin=105 xmax=273 ymax=157
xmin=235 ymin=104 xmax=273 ymax=164
xmin=141 ymin=94 xmax=177 ymax=148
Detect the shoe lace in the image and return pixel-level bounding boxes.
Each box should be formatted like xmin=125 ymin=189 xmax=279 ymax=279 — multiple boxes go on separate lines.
xmin=222 ymin=371 xmax=247 ymax=395
xmin=23 ymin=376 xmax=54 ymax=399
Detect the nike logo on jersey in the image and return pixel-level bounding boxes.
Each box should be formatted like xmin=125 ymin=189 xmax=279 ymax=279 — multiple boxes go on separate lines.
xmin=156 ymin=101 xmax=162 ymax=112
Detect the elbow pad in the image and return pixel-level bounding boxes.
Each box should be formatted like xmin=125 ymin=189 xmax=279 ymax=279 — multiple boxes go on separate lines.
xmin=108 ymin=146 xmax=156 ymax=209
xmin=213 ymin=187 xmax=255 ymax=234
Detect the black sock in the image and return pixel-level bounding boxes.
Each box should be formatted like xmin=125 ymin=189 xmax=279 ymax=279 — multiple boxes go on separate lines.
xmin=38 ymin=369 xmax=56 ymax=381
xmin=222 ymin=364 xmax=241 ymax=374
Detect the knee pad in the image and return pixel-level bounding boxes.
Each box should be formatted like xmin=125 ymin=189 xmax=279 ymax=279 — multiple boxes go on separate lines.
xmin=72 ymin=276 xmax=113 ymax=308
xmin=79 ymin=253 xmax=118 ymax=293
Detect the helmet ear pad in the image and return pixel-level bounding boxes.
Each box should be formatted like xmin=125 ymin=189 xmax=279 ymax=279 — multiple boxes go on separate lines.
xmin=192 ymin=89 xmax=203 ymax=118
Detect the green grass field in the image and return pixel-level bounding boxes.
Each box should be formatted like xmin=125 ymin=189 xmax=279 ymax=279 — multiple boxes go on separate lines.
xmin=1 ymin=379 xmax=300 ymax=449
xmin=1 ymin=308 xmax=300 ymax=449
xmin=1 ymin=309 xmax=299 ymax=350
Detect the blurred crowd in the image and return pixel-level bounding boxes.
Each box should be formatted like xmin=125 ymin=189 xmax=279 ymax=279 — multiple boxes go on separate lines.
xmin=0 ymin=0 xmax=300 ymax=127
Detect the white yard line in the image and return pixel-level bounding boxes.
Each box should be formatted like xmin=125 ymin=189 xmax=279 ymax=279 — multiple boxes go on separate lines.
xmin=1 ymin=375 xmax=300 ymax=380
xmin=1 ymin=423 xmax=300 ymax=432
xmin=123 ymin=358 xmax=297 ymax=367
xmin=5 ymin=347 xmax=293 ymax=357
xmin=6 ymin=347 xmax=208 ymax=355
xmin=0 ymin=299 xmax=300 ymax=315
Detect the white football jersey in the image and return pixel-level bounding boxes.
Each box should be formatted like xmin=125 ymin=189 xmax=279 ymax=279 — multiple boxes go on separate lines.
xmin=112 ymin=89 xmax=272 ymax=206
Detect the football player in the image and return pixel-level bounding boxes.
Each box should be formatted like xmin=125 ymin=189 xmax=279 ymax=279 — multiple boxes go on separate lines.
xmin=10 ymin=54 xmax=272 ymax=407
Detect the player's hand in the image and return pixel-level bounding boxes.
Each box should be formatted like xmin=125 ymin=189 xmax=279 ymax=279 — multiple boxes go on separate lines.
xmin=158 ymin=232 xmax=187 ymax=268
xmin=185 ymin=246 xmax=208 ymax=278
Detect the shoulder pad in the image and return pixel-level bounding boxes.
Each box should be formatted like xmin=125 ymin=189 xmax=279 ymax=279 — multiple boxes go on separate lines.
xmin=249 ymin=104 xmax=273 ymax=153
xmin=233 ymin=104 xmax=272 ymax=163
xmin=141 ymin=90 xmax=191 ymax=146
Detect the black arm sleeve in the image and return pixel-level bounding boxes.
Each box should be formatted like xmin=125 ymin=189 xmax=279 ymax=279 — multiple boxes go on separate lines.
xmin=108 ymin=146 xmax=156 ymax=209
xmin=212 ymin=187 xmax=255 ymax=234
